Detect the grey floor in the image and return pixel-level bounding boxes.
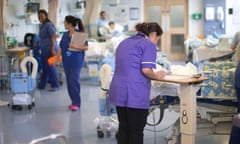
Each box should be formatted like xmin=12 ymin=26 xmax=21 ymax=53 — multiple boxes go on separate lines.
xmin=0 ymin=68 xmax=231 ymax=144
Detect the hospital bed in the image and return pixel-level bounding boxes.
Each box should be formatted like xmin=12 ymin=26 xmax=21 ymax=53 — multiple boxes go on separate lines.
xmin=85 ymin=36 xmax=126 ymax=78
xmin=185 ymin=36 xmax=234 ymax=64
xmin=150 ymin=61 xmax=238 ymax=144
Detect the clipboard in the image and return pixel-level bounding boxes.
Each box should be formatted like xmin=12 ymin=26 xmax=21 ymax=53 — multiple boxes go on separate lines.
xmin=69 ymin=32 xmax=88 ymax=51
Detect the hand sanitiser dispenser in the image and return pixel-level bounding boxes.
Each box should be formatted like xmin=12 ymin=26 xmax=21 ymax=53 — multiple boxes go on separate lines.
xmin=217 ymin=6 xmax=224 ymax=29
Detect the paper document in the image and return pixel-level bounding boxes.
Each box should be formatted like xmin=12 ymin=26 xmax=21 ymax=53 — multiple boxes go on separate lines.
xmin=69 ymin=32 xmax=88 ymax=51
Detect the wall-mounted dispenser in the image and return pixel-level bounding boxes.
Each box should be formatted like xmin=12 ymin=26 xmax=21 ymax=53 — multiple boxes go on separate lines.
xmin=217 ymin=6 xmax=224 ymax=29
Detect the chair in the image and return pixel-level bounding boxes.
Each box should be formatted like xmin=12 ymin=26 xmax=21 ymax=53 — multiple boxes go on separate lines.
xmin=99 ymin=64 xmax=113 ymax=115
xmin=99 ymin=64 xmax=112 ymax=92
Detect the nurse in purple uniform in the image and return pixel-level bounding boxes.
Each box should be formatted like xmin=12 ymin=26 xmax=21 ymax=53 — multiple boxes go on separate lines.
xmin=109 ymin=22 xmax=166 ymax=144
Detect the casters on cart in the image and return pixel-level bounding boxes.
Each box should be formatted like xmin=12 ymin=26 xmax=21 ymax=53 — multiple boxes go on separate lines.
xmin=97 ymin=130 xmax=104 ymax=138
xmin=97 ymin=130 xmax=113 ymax=138
xmin=96 ymin=126 xmax=114 ymax=138
xmin=94 ymin=116 xmax=118 ymax=138
xmin=10 ymin=102 xmax=35 ymax=110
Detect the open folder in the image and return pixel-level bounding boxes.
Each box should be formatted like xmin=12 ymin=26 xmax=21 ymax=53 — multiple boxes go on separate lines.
xmin=69 ymin=32 xmax=88 ymax=51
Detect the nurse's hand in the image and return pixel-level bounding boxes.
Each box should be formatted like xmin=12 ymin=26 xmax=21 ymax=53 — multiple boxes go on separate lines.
xmin=69 ymin=42 xmax=88 ymax=51
xmin=155 ymin=70 xmax=167 ymax=80
xmin=69 ymin=42 xmax=75 ymax=49
xmin=69 ymin=42 xmax=80 ymax=50
xmin=142 ymin=68 xmax=166 ymax=80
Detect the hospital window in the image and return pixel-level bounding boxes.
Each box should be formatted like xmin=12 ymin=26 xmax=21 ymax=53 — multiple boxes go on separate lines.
xmin=171 ymin=34 xmax=185 ymax=53
xmin=170 ymin=5 xmax=184 ymax=27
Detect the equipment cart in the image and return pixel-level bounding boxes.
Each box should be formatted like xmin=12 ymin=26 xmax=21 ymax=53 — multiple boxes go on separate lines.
xmin=95 ymin=64 xmax=118 ymax=138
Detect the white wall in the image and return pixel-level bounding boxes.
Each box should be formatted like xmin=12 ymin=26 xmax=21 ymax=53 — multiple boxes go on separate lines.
xmin=188 ymin=0 xmax=240 ymax=37
xmin=188 ymin=0 xmax=204 ymax=37
xmin=58 ymin=0 xmax=87 ymax=32
xmin=101 ymin=0 xmax=205 ymax=37
xmin=226 ymin=0 xmax=240 ymax=35
xmin=101 ymin=0 xmax=144 ymax=30
xmin=6 ymin=0 xmax=39 ymax=42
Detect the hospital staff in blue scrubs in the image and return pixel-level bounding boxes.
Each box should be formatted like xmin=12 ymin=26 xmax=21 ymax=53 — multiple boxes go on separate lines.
xmin=229 ymin=31 xmax=240 ymax=144
xmin=37 ymin=9 xmax=59 ymax=91
xmin=57 ymin=15 xmax=88 ymax=111
xmin=109 ymin=22 xmax=166 ymax=144
xmin=24 ymin=33 xmax=42 ymax=72
xmin=231 ymin=31 xmax=240 ymax=111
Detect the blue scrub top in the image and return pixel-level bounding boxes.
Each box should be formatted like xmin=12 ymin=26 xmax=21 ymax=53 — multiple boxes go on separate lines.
xmin=31 ymin=35 xmax=40 ymax=57
xmin=109 ymin=33 xmax=157 ymax=109
xmin=59 ymin=31 xmax=86 ymax=69
xmin=39 ymin=22 xmax=58 ymax=53
xmin=97 ymin=18 xmax=109 ymax=28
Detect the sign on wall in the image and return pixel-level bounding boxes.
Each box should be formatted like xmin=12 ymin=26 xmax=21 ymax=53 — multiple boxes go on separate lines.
xmin=102 ymin=5 xmax=129 ymax=24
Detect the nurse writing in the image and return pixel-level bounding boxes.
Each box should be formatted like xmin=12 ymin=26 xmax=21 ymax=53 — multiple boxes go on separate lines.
xmin=57 ymin=15 xmax=88 ymax=111
xmin=109 ymin=22 xmax=166 ymax=144
xmin=37 ymin=9 xmax=59 ymax=91
xmin=230 ymin=31 xmax=240 ymax=112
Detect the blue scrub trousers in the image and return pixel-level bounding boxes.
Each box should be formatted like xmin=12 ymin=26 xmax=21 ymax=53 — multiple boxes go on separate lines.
xmin=38 ymin=52 xmax=59 ymax=89
xmin=65 ymin=68 xmax=81 ymax=107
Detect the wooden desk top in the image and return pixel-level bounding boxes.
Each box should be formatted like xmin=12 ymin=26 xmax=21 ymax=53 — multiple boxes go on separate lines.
xmin=159 ymin=74 xmax=208 ymax=84
xmin=6 ymin=47 xmax=29 ymax=53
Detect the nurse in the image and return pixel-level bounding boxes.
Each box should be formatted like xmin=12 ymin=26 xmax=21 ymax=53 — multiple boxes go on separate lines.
xmin=109 ymin=22 xmax=166 ymax=144
xmin=230 ymin=31 xmax=240 ymax=111
xmin=37 ymin=9 xmax=59 ymax=91
xmin=57 ymin=15 xmax=88 ymax=111
xmin=229 ymin=31 xmax=240 ymax=144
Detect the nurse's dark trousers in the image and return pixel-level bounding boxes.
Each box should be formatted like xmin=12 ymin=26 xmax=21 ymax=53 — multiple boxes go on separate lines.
xmin=65 ymin=68 xmax=81 ymax=107
xmin=39 ymin=53 xmax=59 ymax=89
xmin=116 ymin=106 xmax=148 ymax=144
xmin=235 ymin=63 xmax=240 ymax=112
xmin=229 ymin=124 xmax=240 ymax=144
xmin=229 ymin=63 xmax=240 ymax=143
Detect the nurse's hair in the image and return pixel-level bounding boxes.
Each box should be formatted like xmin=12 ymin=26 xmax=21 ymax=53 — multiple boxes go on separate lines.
xmin=65 ymin=15 xmax=85 ymax=32
xmin=38 ymin=9 xmax=51 ymax=23
xmin=135 ymin=22 xmax=163 ymax=36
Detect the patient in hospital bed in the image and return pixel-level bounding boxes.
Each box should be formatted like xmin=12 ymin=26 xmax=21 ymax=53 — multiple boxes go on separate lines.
xmin=151 ymin=57 xmax=238 ymax=109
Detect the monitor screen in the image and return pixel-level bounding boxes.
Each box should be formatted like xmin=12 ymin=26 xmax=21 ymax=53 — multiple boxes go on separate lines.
xmin=26 ymin=3 xmax=40 ymax=13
